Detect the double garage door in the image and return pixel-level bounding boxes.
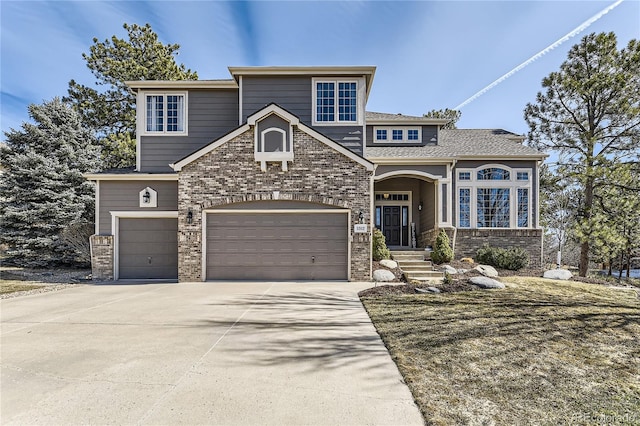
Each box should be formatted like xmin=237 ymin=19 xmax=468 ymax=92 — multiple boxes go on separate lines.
xmin=205 ymin=211 xmax=349 ymax=281
xmin=117 ymin=211 xmax=348 ymax=281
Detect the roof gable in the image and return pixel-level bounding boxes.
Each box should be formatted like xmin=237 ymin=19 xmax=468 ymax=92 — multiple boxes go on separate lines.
xmin=171 ymin=103 xmax=374 ymax=172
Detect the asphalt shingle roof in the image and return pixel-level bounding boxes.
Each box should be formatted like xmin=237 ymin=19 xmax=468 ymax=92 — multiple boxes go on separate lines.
xmin=365 ymin=111 xmax=428 ymax=122
xmin=365 ymin=129 xmax=544 ymax=159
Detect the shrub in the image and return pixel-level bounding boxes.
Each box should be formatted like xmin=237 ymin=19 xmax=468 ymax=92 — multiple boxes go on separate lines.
xmin=431 ymin=229 xmax=453 ymax=264
xmin=476 ymin=244 xmax=530 ymax=270
xmin=372 ymin=228 xmax=391 ymax=261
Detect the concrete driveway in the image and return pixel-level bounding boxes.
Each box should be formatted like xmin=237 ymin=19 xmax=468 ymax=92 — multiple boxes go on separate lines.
xmin=1 ymin=282 xmax=423 ymax=425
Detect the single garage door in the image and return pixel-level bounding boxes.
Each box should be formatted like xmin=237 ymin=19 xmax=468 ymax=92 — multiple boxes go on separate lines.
xmin=118 ymin=218 xmax=178 ymax=279
xmin=206 ymin=212 xmax=348 ymax=280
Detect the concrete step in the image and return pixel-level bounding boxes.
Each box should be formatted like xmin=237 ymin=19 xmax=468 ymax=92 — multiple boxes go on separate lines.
xmin=391 ymin=254 xmax=425 ymax=262
xmin=396 ymin=260 xmax=433 ymax=268
xmin=402 ymin=268 xmax=436 ymax=275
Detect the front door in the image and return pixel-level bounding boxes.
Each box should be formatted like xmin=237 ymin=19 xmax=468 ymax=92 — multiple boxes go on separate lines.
xmin=383 ymin=206 xmax=401 ymax=246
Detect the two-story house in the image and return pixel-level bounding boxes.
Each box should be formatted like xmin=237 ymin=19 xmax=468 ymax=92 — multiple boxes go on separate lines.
xmin=86 ymin=66 xmax=545 ymax=282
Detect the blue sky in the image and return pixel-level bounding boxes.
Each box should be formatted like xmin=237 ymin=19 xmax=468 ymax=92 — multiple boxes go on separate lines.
xmin=1 ymin=0 xmax=639 ymax=139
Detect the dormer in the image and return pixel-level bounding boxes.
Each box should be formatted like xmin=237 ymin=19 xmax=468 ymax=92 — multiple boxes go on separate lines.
xmin=365 ymin=112 xmax=450 ymax=147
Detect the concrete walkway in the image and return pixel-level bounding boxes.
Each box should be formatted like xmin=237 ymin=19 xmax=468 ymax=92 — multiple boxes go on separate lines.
xmin=1 ymin=282 xmax=423 ymax=425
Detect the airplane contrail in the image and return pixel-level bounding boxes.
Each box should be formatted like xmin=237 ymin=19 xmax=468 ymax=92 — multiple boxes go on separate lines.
xmin=453 ymin=0 xmax=624 ymax=110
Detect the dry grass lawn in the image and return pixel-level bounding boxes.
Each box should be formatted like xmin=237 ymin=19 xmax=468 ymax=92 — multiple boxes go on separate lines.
xmin=361 ymin=277 xmax=640 ymax=426
xmin=0 ymin=281 xmax=44 ymax=295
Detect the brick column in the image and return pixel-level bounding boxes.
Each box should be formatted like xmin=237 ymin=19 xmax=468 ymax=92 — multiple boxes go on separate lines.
xmin=90 ymin=235 xmax=114 ymax=281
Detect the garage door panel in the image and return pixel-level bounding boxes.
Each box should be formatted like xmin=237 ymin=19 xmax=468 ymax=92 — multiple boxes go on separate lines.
xmin=119 ymin=218 xmax=178 ymax=280
xmin=206 ymin=212 xmax=348 ymax=281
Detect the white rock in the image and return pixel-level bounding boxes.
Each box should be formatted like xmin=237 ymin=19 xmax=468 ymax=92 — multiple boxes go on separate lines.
xmin=379 ymin=259 xmax=398 ymax=269
xmin=373 ymin=269 xmax=396 ymax=282
xmin=543 ymin=269 xmax=573 ymax=280
xmin=441 ymin=265 xmax=458 ymax=275
xmin=470 ymin=276 xmax=505 ymax=289
xmin=475 ymin=264 xmax=499 ymax=278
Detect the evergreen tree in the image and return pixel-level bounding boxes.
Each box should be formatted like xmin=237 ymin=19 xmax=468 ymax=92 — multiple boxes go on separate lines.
xmin=0 ymin=98 xmax=101 ymax=266
xmin=423 ymin=108 xmax=461 ymax=129
xmin=525 ymin=32 xmax=640 ymax=276
xmin=66 ymin=23 xmax=198 ymax=168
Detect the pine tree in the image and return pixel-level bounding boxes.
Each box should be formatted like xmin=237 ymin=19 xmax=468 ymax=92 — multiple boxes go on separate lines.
xmin=0 ymin=98 xmax=101 ymax=266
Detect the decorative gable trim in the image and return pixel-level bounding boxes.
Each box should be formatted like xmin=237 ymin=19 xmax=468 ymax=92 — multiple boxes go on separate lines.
xmin=171 ymin=103 xmax=374 ymax=172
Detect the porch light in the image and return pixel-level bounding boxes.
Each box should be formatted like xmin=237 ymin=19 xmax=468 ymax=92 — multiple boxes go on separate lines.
xmin=383 ymin=193 xmax=390 ymax=199
xmin=186 ymin=209 xmax=193 ymax=224
xmin=418 ymin=201 xmax=423 ymax=211
xmin=358 ymin=210 xmax=365 ymax=224
xmin=142 ymin=190 xmax=151 ymax=204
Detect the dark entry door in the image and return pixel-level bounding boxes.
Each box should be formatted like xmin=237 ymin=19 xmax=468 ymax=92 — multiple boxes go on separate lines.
xmin=383 ymin=206 xmax=401 ymax=246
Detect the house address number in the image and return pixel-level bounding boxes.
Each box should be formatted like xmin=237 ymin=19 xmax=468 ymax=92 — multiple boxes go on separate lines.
xmin=353 ymin=224 xmax=368 ymax=233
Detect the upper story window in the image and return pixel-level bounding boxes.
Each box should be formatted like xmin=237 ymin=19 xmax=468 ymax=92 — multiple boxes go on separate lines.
xmin=143 ymin=92 xmax=187 ymax=135
xmin=315 ymin=81 xmax=357 ymax=123
xmin=373 ymin=127 xmax=422 ymax=143
xmin=477 ymin=167 xmax=510 ymax=180
xmin=312 ymin=78 xmax=363 ymax=125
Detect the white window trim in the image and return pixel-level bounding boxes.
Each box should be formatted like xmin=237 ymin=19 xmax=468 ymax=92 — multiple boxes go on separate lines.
xmin=311 ymin=77 xmax=365 ymax=126
xmin=140 ymin=91 xmax=188 ymax=136
xmin=456 ymin=165 xmax=533 ymax=229
xmin=373 ymin=126 xmax=422 ymax=144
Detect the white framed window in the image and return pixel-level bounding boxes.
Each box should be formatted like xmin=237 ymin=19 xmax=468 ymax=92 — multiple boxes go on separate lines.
xmin=456 ymin=165 xmax=533 ymax=229
xmin=312 ymin=78 xmax=363 ymax=125
xmin=142 ymin=92 xmax=187 ymax=135
xmin=373 ymin=127 xmax=422 ymax=143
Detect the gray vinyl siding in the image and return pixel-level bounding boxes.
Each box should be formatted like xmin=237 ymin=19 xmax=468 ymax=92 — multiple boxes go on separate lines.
xmin=452 ymin=160 xmax=538 ymax=228
xmin=242 ymin=76 xmax=312 ymax=123
xmin=316 ymin=126 xmax=364 ymax=156
xmin=242 ymin=76 xmax=364 ymax=155
xmin=366 ymin=125 xmax=438 ymax=147
xmin=140 ymin=89 xmax=238 ymax=172
xmin=98 ymin=180 xmax=178 ymax=234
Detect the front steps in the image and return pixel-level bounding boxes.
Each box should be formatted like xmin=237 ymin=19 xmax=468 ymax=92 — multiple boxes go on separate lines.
xmin=391 ymin=250 xmax=443 ymax=282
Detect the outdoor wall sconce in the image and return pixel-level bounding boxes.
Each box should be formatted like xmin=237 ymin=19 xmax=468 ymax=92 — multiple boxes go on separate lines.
xmin=358 ymin=210 xmax=365 ymax=224
xmin=142 ymin=190 xmax=151 ymax=204
xmin=186 ymin=209 xmax=193 ymax=224
xmin=418 ymin=201 xmax=423 ymax=211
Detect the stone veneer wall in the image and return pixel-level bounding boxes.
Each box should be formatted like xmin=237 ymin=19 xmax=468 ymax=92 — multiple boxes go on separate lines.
xmin=454 ymin=229 xmax=543 ymax=266
xmin=177 ymin=127 xmax=373 ymax=282
xmin=89 ymin=235 xmax=114 ymax=280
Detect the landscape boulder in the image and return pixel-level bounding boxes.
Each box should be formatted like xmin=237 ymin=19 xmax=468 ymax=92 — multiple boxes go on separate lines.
xmin=441 ymin=265 xmax=458 ymax=275
xmin=373 ymin=269 xmax=396 ymax=282
xmin=379 ymin=259 xmax=398 ymax=269
xmin=475 ymin=264 xmax=499 ymax=278
xmin=543 ymin=269 xmax=573 ymax=280
xmin=415 ymin=287 xmax=441 ymax=294
xmin=470 ymin=276 xmax=505 ymax=289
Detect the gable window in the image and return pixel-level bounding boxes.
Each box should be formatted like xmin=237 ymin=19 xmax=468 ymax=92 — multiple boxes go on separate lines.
xmin=144 ymin=93 xmax=187 ymax=135
xmin=373 ymin=127 xmax=422 ymax=143
xmin=456 ymin=165 xmax=533 ymax=229
xmin=314 ymin=80 xmax=358 ymax=124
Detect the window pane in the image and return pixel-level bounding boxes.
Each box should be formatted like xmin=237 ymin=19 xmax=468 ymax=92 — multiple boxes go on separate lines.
xmin=376 ymin=129 xmax=387 ymax=140
xmin=517 ymin=171 xmax=529 ymax=181
xmin=408 ymin=129 xmax=419 ymax=140
xmin=477 ymin=188 xmax=510 ymax=227
xmin=459 ymin=188 xmax=471 ymax=227
xmin=392 ymin=129 xmax=403 ymax=140
xmin=477 ymin=168 xmax=510 ymax=180
xmin=458 ymin=171 xmax=471 ymax=181
xmin=375 ymin=206 xmax=381 ymax=228
xmin=166 ymin=95 xmax=184 ymax=132
xmin=146 ymin=95 xmax=163 ymax=132
xmin=316 ymin=82 xmax=335 ymax=122
xmin=518 ymin=188 xmax=529 ymax=227
xmin=338 ymin=82 xmax=357 ymax=121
